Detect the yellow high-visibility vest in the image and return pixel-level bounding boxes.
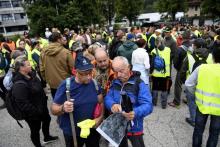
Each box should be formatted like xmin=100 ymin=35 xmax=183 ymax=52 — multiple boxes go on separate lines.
xmin=16 ymin=39 xmax=31 ymax=51
xmin=69 ymin=40 xmax=75 ymax=49
xmin=195 ymin=64 xmax=220 ymax=115
xmin=38 ymin=37 xmax=49 ymax=49
xmin=141 ymin=34 xmax=147 ymax=41
xmin=31 ymin=48 xmax=41 ymax=68
xmin=26 ymin=48 xmax=35 ymax=69
xmin=194 ymin=30 xmax=201 ymax=38
xmin=187 ymin=53 xmax=214 ymax=78
xmin=151 ymin=47 xmax=171 ymax=77
xmin=148 ymin=34 xmax=157 ymax=49
xmin=214 ymin=35 xmax=219 ymax=41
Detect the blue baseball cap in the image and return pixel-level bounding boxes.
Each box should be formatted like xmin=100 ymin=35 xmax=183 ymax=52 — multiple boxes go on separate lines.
xmin=75 ymin=56 xmax=94 ymax=71
xmin=127 ymin=33 xmax=135 ymax=40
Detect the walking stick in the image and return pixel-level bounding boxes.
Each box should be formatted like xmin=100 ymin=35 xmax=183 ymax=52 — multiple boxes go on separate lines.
xmin=66 ymin=78 xmax=78 ymax=147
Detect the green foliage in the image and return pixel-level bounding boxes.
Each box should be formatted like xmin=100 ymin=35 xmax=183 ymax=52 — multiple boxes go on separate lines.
xmin=115 ymin=0 xmax=144 ymax=26
xmin=0 ymin=34 xmax=4 ymax=42
xmin=25 ymin=3 xmax=57 ymax=36
xmin=113 ymin=23 xmax=121 ymax=30
xmin=57 ymin=1 xmax=83 ymax=28
xmin=24 ymin=0 xmax=111 ymax=34
xmin=154 ymin=0 xmax=187 ymax=21
xmin=143 ymin=0 xmax=156 ymax=13
xmin=10 ymin=34 xmax=21 ymax=42
xmin=201 ymin=0 xmax=220 ymax=19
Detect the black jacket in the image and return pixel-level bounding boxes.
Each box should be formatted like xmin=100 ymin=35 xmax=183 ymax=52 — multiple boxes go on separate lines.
xmin=109 ymin=37 xmax=123 ymax=60
xmin=173 ymin=40 xmax=191 ymax=71
xmin=12 ymin=71 xmax=48 ymax=120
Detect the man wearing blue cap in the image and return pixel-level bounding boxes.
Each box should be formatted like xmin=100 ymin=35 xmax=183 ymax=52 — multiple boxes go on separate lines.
xmin=117 ymin=33 xmax=138 ymax=64
xmin=51 ymin=56 xmax=104 ymax=147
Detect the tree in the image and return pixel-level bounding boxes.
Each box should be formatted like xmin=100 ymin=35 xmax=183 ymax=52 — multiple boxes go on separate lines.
xmin=143 ymin=0 xmax=156 ymax=13
xmin=201 ymin=0 xmax=220 ymax=19
xmin=56 ymin=1 xmax=83 ymax=28
xmin=25 ymin=2 xmax=57 ymax=36
xmin=115 ymin=0 xmax=144 ymax=26
xmin=154 ymin=0 xmax=187 ymax=21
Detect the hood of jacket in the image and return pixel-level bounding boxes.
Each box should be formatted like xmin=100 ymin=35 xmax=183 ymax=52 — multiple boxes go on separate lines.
xmin=44 ymin=42 xmax=64 ymax=56
xmin=122 ymin=41 xmax=136 ymax=48
xmin=12 ymin=71 xmax=35 ymax=83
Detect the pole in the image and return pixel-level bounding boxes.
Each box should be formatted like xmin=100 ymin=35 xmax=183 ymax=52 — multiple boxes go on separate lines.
xmin=66 ymin=79 xmax=78 ymax=147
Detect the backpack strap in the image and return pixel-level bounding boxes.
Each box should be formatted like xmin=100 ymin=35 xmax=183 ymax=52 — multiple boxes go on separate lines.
xmin=155 ymin=48 xmax=160 ymax=56
xmin=180 ymin=45 xmax=188 ymax=52
xmin=134 ymin=77 xmax=142 ymax=95
xmin=92 ymin=79 xmax=99 ymax=93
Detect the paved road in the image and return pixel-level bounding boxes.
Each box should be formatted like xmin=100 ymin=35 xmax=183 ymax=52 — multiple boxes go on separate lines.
xmin=0 ymin=71 xmax=219 ymax=147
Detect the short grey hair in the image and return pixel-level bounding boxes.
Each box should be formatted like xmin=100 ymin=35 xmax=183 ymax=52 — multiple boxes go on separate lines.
xmin=155 ymin=36 xmax=164 ymax=46
xmin=113 ymin=56 xmax=129 ymax=67
xmin=14 ymin=55 xmax=28 ymax=72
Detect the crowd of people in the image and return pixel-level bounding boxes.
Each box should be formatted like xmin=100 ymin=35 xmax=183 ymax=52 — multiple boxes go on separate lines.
xmin=0 ymin=23 xmax=220 ymax=147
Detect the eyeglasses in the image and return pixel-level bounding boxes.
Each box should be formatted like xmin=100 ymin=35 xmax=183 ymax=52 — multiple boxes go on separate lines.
xmin=77 ymin=70 xmax=93 ymax=76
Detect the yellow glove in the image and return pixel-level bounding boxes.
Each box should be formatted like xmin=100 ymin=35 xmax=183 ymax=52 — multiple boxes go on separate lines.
xmin=77 ymin=119 xmax=96 ymax=138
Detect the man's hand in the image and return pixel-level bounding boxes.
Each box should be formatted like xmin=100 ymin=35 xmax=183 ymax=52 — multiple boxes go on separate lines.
xmin=63 ymin=99 xmax=74 ymax=113
xmin=94 ymin=116 xmax=103 ymax=128
xmin=111 ymin=104 xmax=122 ymax=113
xmin=122 ymin=111 xmax=135 ymax=121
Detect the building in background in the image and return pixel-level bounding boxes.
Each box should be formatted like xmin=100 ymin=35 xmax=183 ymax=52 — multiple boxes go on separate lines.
xmin=0 ymin=0 xmax=28 ymax=36
xmin=186 ymin=0 xmax=214 ymax=26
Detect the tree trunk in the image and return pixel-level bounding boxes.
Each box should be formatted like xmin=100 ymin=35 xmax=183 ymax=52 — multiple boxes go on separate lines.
xmin=172 ymin=12 xmax=176 ymax=21
xmin=128 ymin=18 xmax=132 ymax=26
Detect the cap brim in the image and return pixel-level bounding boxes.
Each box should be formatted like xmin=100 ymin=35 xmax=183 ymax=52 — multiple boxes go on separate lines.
xmin=76 ymin=65 xmax=94 ymax=71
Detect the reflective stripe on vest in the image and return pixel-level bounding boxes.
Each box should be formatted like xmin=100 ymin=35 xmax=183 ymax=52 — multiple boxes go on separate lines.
xmin=151 ymin=47 xmax=171 ymax=77
xmin=31 ymin=48 xmax=40 ymax=56
xmin=195 ymin=64 xmax=220 ymax=115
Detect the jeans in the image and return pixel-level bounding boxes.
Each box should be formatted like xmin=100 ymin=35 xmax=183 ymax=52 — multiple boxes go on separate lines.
xmin=193 ymin=108 xmax=220 ymax=147
xmin=185 ymin=88 xmax=196 ymax=122
xmin=173 ymin=71 xmax=183 ymax=105
xmin=152 ymin=90 xmax=168 ymax=108
xmin=63 ymin=129 xmax=100 ymax=147
xmin=119 ymin=135 xmax=145 ymax=147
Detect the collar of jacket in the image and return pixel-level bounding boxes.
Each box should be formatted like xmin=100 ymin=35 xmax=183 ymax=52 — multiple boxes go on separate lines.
xmin=92 ymin=60 xmax=116 ymax=80
xmin=113 ymin=72 xmax=137 ymax=86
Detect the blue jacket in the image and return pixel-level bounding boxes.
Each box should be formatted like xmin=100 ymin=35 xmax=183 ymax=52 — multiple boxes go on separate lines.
xmin=105 ymin=74 xmax=153 ymax=133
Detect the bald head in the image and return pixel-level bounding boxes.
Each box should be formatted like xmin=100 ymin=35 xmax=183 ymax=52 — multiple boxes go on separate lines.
xmin=94 ymin=49 xmax=110 ymax=70
xmin=112 ymin=56 xmax=130 ymax=83
xmin=112 ymin=56 xmax=129 ymax=68
xmin=94 ymin=49 xmax=108 ymax=59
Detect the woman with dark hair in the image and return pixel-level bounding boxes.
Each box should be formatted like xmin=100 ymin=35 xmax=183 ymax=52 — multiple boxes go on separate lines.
xmin=11 ymin=56 xmax=58 ymax=147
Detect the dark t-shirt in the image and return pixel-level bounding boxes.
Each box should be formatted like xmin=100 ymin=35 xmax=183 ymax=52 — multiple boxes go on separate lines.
xmin=54 ymin=77 xmax=101 ymax=136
